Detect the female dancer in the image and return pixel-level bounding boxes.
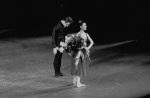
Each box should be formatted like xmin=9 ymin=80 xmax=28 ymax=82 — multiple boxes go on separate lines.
xmin=71 ymin=20 xmax=94 ymax=87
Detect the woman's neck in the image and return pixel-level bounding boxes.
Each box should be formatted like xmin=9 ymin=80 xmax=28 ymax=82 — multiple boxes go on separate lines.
xmin=79 ymin=30 xmax=85 ymax=33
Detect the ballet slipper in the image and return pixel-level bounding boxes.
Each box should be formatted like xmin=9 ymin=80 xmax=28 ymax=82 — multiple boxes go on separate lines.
xmin=77 ymin=83 xmax=86 ymax=88
xmin=76 ymin=76 xmax=86 ymax=87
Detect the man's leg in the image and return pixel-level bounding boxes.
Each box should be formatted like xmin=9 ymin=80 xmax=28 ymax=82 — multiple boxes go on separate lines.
xmin=53 ymin=50 xmax=60 ymax=77
xmin=57 ymin=51 xmax=63 ymax=76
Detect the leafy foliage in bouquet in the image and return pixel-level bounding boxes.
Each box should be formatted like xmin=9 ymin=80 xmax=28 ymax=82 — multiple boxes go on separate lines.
xmin=65 ymin=34 xmax=85 ymax=55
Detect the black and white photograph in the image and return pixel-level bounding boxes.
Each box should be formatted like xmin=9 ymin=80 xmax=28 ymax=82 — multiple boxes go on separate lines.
xmin=0 ymin=0 xmax=149 ymax=98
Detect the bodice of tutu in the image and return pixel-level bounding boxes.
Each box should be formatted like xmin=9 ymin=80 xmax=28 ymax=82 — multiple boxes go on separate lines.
xmin=77 ymin=32 xmax=88 ymax=46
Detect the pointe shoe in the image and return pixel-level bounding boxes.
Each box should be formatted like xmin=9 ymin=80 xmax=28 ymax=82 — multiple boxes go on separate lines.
xmin=77 ymin=83 xmax=86 ymax=88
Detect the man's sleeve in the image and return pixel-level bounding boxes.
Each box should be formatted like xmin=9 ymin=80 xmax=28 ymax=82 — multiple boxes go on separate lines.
xmin=52 ymin=26 xmax=58 ymax=48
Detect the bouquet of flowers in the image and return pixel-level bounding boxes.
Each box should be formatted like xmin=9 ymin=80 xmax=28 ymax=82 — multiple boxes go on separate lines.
xmin=60 ymin=33 xmax=91 ymax=66
xmin=61 ymin=34 xmax=86 ymax=56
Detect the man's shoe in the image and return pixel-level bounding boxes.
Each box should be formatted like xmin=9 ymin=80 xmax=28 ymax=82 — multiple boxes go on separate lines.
xmin=55 ymin=74 xmax=60 ymax=77
xmin=59 ymin=73 xmax=64 ymax=76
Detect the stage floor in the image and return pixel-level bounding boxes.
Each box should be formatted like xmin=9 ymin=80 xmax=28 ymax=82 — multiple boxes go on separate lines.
xmin=0 ymin=37 xmax=150 ymax=98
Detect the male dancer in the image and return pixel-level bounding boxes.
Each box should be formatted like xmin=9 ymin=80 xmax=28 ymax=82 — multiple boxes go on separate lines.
xmin=52 ymin=17 xmax=73 ymax=77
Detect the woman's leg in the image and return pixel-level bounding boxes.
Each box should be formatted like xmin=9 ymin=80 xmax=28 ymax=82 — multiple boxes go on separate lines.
xmin=76 ymin=76 xmax=85 ymax=87
xmin=73 ymin=76 xmax=77 ymax=85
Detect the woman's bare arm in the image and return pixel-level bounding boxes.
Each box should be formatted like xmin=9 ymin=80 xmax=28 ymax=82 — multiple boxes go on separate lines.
xmin=87 ymin=33 xmax=94 ymax=50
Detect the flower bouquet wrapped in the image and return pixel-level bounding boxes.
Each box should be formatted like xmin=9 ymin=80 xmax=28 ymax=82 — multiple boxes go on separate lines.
xmin=60 ymin=33 xmax=91 ymax=67
xmin=62 ymin=34 xmax=86 ymax=56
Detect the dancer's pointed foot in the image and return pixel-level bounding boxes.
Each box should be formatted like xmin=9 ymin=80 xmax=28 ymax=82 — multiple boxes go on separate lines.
xmin=77 ymin=83 xmax=86 ymax=88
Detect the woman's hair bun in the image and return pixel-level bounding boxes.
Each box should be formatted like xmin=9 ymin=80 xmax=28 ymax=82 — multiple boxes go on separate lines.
xmin=78 ymin=20 xmax=82 ymax=23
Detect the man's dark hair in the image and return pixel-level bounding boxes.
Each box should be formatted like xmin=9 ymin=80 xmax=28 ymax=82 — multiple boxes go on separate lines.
xmin=65 ymin=17 xmax=73 ymax=24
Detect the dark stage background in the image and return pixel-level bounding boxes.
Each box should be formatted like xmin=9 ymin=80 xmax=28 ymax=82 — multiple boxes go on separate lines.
xmin=0 ymin=0 xmax=149 ymax=44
